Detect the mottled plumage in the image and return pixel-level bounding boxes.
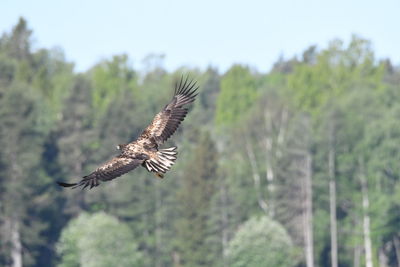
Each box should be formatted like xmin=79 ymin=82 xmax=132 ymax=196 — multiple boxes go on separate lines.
xmin=57 ymin=76 xmax=198 ymax=189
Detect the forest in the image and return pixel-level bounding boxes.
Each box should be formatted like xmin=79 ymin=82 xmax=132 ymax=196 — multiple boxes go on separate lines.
xmin=0 ymin=18 xmax=399 ymax=267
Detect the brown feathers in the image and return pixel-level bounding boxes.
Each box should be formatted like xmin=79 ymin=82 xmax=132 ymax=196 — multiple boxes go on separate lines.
xmin=57 ymin=76 xmax=197 ymax=190
xmin=139 ymin=77 xmax=198 ymax=145
xmin=58 ymin=157 xmax=142 ymax=189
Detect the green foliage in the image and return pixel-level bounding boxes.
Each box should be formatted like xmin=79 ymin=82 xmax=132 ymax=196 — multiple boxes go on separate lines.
xmin=215 ymin=65 xmax=258 ymax=127
xmin=57 ymin=212 xmax=144 ymax=267
xmin=287 ymin=36 xmax=384 ymax=116
xmin=0 ymin=84 xmax=49 ymax=266
xmin=0 ymin=17 xmax=32 ymax=61
xmin=175 ymin=132 xmax=219 ymax=266
xmin=90 ymin=55 xmax=137 ymax=122
xmin=227 ymin=216 xmax=299 ymax=267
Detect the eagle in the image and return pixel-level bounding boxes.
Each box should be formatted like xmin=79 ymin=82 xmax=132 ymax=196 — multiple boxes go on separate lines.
xmin=57 ymin=76 xmax=198 ymax=189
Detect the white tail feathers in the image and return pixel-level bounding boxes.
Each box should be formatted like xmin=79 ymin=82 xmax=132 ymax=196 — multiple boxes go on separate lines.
xmin=144 ymin=147 xmax=177 ymax=174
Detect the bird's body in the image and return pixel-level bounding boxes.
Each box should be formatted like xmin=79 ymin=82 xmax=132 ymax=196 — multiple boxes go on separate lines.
xmin=58 ymin=77 xmax=198 ymax=189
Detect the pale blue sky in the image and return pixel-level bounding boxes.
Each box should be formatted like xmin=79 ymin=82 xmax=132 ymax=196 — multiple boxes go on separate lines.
xmin=1 ymin=0 xmax=399 ymax=73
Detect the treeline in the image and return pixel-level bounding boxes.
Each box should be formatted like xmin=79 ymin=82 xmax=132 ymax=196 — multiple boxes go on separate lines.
xmin=0 ymin=18 xmax=399 ymax=267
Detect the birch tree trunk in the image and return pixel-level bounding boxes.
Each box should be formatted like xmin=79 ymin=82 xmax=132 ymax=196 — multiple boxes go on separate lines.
xmin=289 ymin=148 xmax=314 ymax=267
xmin=245 ymin=139 xmax=268 ymax=214
xmin=264 ymin=110 xmax=275 ymax=218
xmin=263 ymin=107 xmax=288 ymax=218
xmin=264 ymin=135 xmax=275 ymax=218
xmin=354 ymin=245 xmax=361 ymax=267
xmin=10 ymin=217 xmax=23 ymax=267
xmin=378 ymin=247 xmax=388 ymax=267
xmin=329 ymin=124 xmax=338 ymax=267
xmin=220 ymin=181 xmax=229 ymax=267
xmin=393 ymin=236 xmax=400 ymax=267
xmin=304 ymin=153 xmax=314 ymax=267
xmin=359 ymin=157 xmax=374 ymax=267
xmin=329 ymin=179 xmax=338 ymax=267
xmin=9 ymin=149 xmax=23 ymax=267
xmin=353 ymin=214 xmax=361 ymax=267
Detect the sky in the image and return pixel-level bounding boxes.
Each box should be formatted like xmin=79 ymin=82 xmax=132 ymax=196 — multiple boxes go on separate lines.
xmin=1 ymin=0 xmax=399 ymax=73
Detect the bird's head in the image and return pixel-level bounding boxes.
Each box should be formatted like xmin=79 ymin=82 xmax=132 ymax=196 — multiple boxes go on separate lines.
xmin=116 ymin=144 xmax=127 ymax=150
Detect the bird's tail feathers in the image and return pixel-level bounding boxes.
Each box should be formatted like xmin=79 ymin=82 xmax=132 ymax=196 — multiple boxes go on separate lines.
xmin=144 ymin=147 xmax=177 ymax=175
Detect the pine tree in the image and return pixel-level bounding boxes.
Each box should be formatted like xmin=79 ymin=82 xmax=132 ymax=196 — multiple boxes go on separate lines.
xmin=175 ymin=132 xmax=218 ymax=266
xmin=56 ymin=75 xmax=97 ymax=215
xmin=0 ymin=85 xmax=46 ymax=267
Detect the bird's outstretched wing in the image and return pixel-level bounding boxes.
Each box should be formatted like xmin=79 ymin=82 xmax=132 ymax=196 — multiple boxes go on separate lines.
xmin=139 ymin=76 xmax=198 ymax=146
xmin=57 ymin=156 xmax=143 ymax=189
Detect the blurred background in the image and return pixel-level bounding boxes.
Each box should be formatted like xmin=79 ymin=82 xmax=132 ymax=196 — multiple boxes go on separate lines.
xmin=0 ymin=1 xmax=399 ymax=267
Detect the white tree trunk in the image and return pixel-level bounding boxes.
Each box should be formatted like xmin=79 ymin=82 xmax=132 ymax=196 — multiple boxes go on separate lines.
xmin=359 ymin=158 xmax=374 ymax=267
xmin=220 ymin=182 xmax=229 ymax=267
xmin=326 ymin=118 xmax=339 ymax=267
xmin=9 ymin=150 xmax=23 ymax=267
xmin=378 ymin=247 xmax=388 ymax=267
xmin=264 ymin=136 xmax=275 ymax=218
xmin=304 ymin=153 xmax=314 ymax=267
xmin=264 ymin=110 xmax=274 ymax=218
xmin=354 ymin=245 xmax=361 ymax=267
xmin=172 ymin=251 xmax=181 ymax=267
xmin=245 ymin=140 xmax=268 ymax=214
xmin=263 ymin=107 xmax=288 ymax=218
xmin=393 ymin=236 xmax=400 ymax=267
xmin=10 ymin=218 xmax=23 ymax=267
xmin=289 ymin=149 xmax=314 ymax=267
xmin=276 ymin=108 xmax=288 ymax=158
xmin=329 ymin=144 xmax=338 ymax=267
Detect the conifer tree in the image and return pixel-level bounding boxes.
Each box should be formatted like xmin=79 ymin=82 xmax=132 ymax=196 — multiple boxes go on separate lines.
xmin=175 ymin=132 xmax=218 ymax=266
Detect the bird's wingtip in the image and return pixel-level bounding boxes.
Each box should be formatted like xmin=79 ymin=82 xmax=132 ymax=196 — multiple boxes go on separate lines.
xmin=57 ymin=181 xmax=77 ymax=188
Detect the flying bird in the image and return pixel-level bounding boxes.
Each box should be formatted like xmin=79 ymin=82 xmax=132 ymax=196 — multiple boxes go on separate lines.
xmin=57 ymin=76 xmax=198 ymax=189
